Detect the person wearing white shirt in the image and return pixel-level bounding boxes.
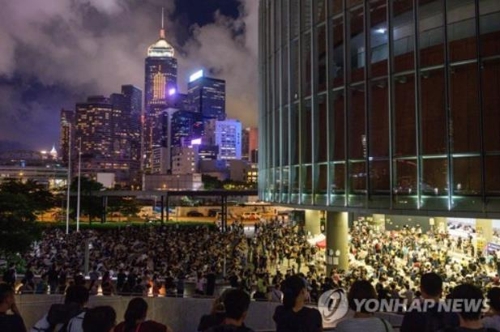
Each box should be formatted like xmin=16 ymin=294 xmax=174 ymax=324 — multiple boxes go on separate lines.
xmin=335 ymin=280 xmax=394 ymax=332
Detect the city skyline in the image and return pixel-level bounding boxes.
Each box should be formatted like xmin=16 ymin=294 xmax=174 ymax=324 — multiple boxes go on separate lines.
xmin=0 ymin=0 xmax=258 ymax=151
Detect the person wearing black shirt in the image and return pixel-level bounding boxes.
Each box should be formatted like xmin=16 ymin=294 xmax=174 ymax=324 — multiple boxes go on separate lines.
xmin=401 ymin=272 xmax=457 ymax=332
xmin=206 ymin=269 xmax=217 ymax=297
xmin=444 ymin=284 xmax=499 ymax=332
xmin=0 ymin=283 xmax=27 ymax=332
xmin=228 ymin=272 xmax=239 ymax=288
xmin=273 ymin=275 xmax=322 ymax=332
xmin=116 ymin=268 xmax=126 ymax=293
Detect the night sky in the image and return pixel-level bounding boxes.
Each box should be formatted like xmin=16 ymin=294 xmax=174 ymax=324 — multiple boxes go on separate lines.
xmin=0 ymin=0 xmax=258 ymax=151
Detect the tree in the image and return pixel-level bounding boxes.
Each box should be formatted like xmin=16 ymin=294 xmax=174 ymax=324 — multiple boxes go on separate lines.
xmin=202 ymin=175 xmax=223 ymax=190
xmin=71 ymin=177 xmax=104 ymax=223
xmin=0 ymin=180 xmax=52 ymax=256
xmin=107 ymin=197 xmax=139 ymax=222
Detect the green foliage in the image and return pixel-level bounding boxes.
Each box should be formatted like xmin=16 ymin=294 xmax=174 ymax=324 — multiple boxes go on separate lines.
xmin=202 ymin=175 xmax=257 ymax=190
xmin=70 ymin=177 xmax=104 ymax=223
xmin=202 ymin=174 xmax=223 ymax=189
xmin=0 ymin=180 xmax=49 ymax=255
xmin=107 ymin=197 xmax=140 ymax=221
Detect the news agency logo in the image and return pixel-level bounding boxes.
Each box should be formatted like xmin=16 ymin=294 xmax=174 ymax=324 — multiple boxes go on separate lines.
xmin=318 ymin=288 xmax=349 ymax=324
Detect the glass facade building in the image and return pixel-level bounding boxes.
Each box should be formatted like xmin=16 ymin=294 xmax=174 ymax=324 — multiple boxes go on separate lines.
xmin=188 ymin=76 xmax=227 ymax=121
xmin=259 ymin=0 xmax=500 ymax=217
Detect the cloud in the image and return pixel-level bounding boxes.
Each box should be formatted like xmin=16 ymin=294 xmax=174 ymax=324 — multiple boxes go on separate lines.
xmin=0 ymin=0 xmax=258 ymax=150
xmin=179 ymin=0 xmax=259 ymax=127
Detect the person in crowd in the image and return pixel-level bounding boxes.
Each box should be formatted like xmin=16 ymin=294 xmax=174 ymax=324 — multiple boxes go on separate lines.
xmin=24 ymin=264 xmax=35 ymax=289
xmin=0 ymin=283 xmax=27 ymax=332
xmin=195 ymin=272 xmax=206 ymax=296
xmin=114 ymin=297 xmax=171 ymax=332
xmin=206 ymin=289 xmax=254 ymax=332
xmin=198 ymin=291 xmax=228 ymax=332
xmin=206 ymin=268 xmax=217 ymax=297
xmin=449 ymin=284 xmax=499 ymax=332
xmin=401 ymin=272 xmax=457 ymax=332
xmin=30 ymin=284 xmax=89 ymax=332
xmin=82 ymin=306 xmax=116 ymax=332
xmin=483 ymin=287 xmax=500 ymax=330
xmin=101 ymin=271 xmax=115 ymax=296
xmin=2 ymin=263 xmax=17 ymax=288
xmin=268 ymin=282 xmax=284 ymax=303
xmin=35 ymin=275 xmax=49 ymax=295
xmin=335 ymin=280 xmax=393 ymax=332
xmin=273 ymin=275 xmax=322 ymax=332
xmin=401 ymin=284 xmax=414 ymax=306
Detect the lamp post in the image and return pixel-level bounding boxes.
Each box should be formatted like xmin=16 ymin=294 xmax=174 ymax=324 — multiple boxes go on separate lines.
xmin=65 ymin=127 xmax=72 ymax=235
xmin=76 ymin=138 xmax=82 ymax=232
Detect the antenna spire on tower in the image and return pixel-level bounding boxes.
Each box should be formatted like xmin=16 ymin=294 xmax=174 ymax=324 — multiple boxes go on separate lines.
xmin=160 ymin=7 xmax=165 ymax=39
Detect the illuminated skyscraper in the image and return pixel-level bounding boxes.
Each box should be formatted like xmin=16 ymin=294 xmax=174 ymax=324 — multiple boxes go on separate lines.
xmin=120 ymin=85 xmax=142 ymax=187
xmin=242 ymin=127 xmax=258 ymax=163
xmin=188 ymin=70 xmax=226 ymax=121
xmin=75 ymin=96 xmax=130 ymax=186
xmin=205 ymin=119 xmax=242 ymax=160
xmin=59 ymin=109 xmax=74 ymax=165
xmin=144 ymin=9 xmax=178 ymax=173
xmin=75 ymin=96 xmax=114 ymax=173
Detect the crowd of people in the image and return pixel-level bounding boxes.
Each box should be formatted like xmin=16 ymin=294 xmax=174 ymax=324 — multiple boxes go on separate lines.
xmin=4 ymin=218 xmax=500 ymax=302
xmin=3 ymin=217 xmax=500 ymax=331
xmin=10 ymin=220 xmax=317 ymax=299
xmin=3 ymin=271 xmax=500 ymax=332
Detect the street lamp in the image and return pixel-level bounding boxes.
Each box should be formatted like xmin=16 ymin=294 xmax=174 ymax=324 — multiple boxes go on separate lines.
xmin=65 ymin=127 xmax=72 ymax=235
xmin=76 ymin=138 xmax=82 ymax=232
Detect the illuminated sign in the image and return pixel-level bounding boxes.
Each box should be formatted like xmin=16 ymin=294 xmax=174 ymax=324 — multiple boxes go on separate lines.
xmin=189 ymin=70 xmax=204 ymax=82
xmin=191 ymin=138 xmax=202 ymax=145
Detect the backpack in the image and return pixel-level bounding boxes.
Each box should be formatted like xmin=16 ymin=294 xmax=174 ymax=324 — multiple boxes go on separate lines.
xmin=46 ymin=303 xmax=83 ymax=332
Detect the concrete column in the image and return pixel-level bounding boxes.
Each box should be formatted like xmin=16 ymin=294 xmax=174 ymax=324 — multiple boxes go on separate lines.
xmin=325 ymin=212 xmax=349 ymax=274
xmin=476 ymin=219 xmax=493 ymax=252
xmin=435 ymin=217 xmax=447 ymax=233
xmin=305 ymin=210 xmax=322 ymax=235
xmin=372 ymin=214 xmax=386 ymax=232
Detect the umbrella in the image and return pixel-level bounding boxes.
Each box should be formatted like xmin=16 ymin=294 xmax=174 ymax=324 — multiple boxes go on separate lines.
xmin=316 ymin=239 xmax=326 ymax=249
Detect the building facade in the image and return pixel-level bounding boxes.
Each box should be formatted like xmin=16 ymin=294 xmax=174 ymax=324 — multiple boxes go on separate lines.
xmin=259 ymin=0 xmax=500 ymax=268
xmin=188 ymin=71 xmax=226 ymax=121
xmin=121 ymin=85 xmax=143 ymax=187
xmin=242 ymin=127 xmax=259 ymax=163
xmin=59 ymin=109 xmax=74 ymax=166
xmin=144 ymin=15 xmax=178 ymax=173
xmin=75 ymin=96 xmax=130 ymax=186
xmin=171 ymin=146 xmax=199 ymax=175
xmin=205 ymin=119 xmax=242 ymax=160
xmin=0 ymin=150 xmax=67 ymax=190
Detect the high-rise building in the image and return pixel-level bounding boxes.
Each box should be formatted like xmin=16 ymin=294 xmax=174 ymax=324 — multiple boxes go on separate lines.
xmin=75 ymin=96 xmax=114 ymax=171
xmin=188 ymin=70 xmax=226 ymax=121
xmin=206 ymin=119 xmax=242 ymax=160
xmin=242 ymin=127 xmax=258 ymax=163
xmin=259 ymin=0 xmax=500 ymax=270
xmin=75 ymin=96 xmax=129 ymax=186
xmin=59 ymin=109 xmax=74 ymax=165
xmin=144 ymin=10 xmax=178 ymax=173
xmin=120 ymin=85 xmax=142 ymax=188
xmin=171 ymin=110 xmax=204 ymax=148
xmin=171 ymin=146 xmax=199 ymax=175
